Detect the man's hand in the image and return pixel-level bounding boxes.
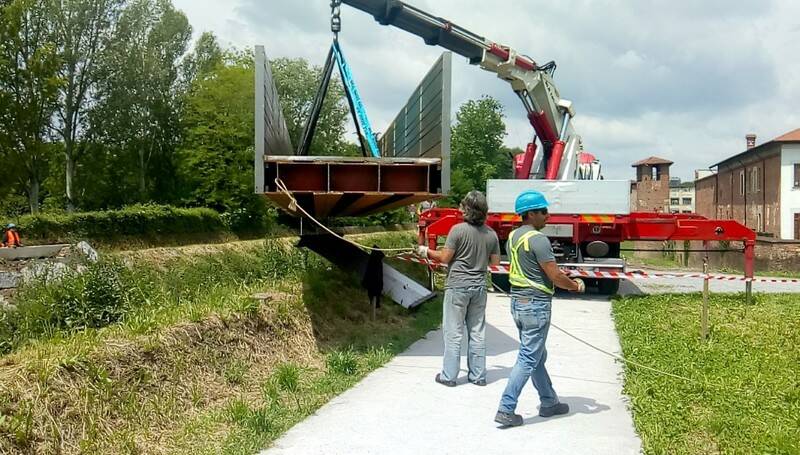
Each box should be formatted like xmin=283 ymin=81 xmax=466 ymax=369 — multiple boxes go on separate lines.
xmin=416 ymin=245 xmax=429 ymax=258
xmin=571 ymin=278 xmax=586 ymax=293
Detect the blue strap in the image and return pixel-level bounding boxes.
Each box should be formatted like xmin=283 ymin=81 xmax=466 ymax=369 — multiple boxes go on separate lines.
xmin=332 ymin=41 xmax=381 ymax=158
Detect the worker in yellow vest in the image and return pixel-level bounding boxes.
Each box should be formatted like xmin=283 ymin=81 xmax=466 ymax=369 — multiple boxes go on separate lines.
xmin=494 ymin=190 xmax=585 ymax=427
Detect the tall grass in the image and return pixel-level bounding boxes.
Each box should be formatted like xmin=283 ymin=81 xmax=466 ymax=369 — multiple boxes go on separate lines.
xmin=0 ymin=231 xmax=443 ymax=454
xmin=1 ymin=236 xmax=340 ymax=354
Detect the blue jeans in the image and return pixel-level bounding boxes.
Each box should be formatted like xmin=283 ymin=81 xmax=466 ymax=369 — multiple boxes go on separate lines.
xmin=441 ymin=286 xmax=487 ymax=382
xmin=498 ymin=297 xmax=559 ymax=413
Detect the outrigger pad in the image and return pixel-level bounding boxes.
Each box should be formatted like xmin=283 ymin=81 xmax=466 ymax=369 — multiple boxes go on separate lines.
xmin=297 ymin=233 xmax=435 ymax=309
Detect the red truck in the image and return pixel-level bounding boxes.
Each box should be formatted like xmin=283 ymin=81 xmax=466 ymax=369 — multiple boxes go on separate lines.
xmin=343 ymin=0 xmax=758 ymax=294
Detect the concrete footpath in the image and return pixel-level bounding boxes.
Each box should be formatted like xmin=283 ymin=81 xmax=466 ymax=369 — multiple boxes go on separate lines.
xmin=261 ymin=292 xmax=642 ymax=454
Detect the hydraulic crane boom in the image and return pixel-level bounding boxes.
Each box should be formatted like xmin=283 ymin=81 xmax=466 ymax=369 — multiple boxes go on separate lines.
xmin=340 ymin=0 xmax=600 ymax=180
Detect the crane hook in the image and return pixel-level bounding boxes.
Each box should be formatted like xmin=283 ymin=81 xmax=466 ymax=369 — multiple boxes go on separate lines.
xmin=331 ymin=0 xmax=342 ymax=36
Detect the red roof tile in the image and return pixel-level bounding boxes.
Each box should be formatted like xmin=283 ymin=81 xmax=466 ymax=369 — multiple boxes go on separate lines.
xmin=773 ymin=127 xmax=800 ymax=142
xmin=631 ymin=156 xmax=674 ymax=166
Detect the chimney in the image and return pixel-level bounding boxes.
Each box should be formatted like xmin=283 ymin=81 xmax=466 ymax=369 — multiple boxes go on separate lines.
xmin=746 ymin=134 xmax=756 ymax=149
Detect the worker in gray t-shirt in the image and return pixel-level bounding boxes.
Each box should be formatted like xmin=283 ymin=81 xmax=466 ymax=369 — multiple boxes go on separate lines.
xmin=417 ymin=191 xmax=500 ymax=386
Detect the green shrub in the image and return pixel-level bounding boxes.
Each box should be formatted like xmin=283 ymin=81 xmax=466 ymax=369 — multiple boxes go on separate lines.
xmin=11 ymin=259 xmax=134 ymax=335
xmin=326 ymin=349 xmax=359 ymax=376
xmin=274 ymin=363 xmax=301 ymax=394
xmin=1 ymin=239 xmax=314 ymax=353
xmin=331 ymin=207 xmax=413 ymax=227
xmin=9 ymin=204 xmax=227 ymax=242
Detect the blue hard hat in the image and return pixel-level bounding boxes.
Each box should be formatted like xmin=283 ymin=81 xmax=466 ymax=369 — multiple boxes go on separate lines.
xmin=514 ymin=190 xmax=549 ymax=215
xmin=6 ymin=223 xmax=15 ymax=229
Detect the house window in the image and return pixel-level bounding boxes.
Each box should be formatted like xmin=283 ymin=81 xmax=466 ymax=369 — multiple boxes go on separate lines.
xmin=757 ymin=212 xmax=764 ymax=233
xmin=794 ymin=163 xmax=800 ymax=188
xmin=739 ymin=170 xmax=745 ymax=195
xmin=682 ymin=197 xmax=692 ymax=205
xmin=670 ymin=198 xmax=679 ymax=205
xmin=750 ymin=167 xmax=760 ymax=193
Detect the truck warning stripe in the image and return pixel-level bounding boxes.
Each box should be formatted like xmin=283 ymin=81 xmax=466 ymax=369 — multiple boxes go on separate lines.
xmin=580 ymin=215 xmax=615 ymax=223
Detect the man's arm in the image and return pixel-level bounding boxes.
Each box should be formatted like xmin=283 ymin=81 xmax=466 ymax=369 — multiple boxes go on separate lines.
xmin=489 ymin=232 xmax=501 ymax=266
xmin=428 ymin=247 xmax=455 ymax=264
xmin=540 ymin=260 xmax=581 ymax=292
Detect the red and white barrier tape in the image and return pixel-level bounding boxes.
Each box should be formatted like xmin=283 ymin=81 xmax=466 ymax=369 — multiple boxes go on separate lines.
xmin=395 ymin=254 xmax=800 ymax=283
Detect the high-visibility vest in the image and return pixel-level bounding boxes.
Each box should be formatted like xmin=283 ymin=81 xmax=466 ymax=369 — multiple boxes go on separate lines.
xmin=5 ymin=230 xmax=20 ymax=247
xmin=508 ymin=228 xmax=555 ymax=295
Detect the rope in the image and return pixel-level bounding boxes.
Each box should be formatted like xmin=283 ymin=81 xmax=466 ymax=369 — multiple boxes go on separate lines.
xmin=489 ymin=279 xmax=790 ymax=427
xmin=274 ymin=178 xmax=415 ymax=253
xmin=490 ymin=280 xmax=700 ymax=384
xmin=548 ymin=322 xmax=699 ymax=383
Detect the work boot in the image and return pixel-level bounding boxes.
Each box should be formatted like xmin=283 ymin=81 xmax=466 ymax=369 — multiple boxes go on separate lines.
xmin=539 ymin=402 xmax=569 ymax=418
xmin=494 ymin=411 xmax=523 ymax=427
xmin=470 ymin=379 xmax=486 ymax=386
xmin=434 ymin=373 xmax=456 ymax=387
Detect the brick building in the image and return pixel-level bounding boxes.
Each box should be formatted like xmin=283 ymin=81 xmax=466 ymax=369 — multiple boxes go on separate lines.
xmin=630 ymin=156 xmax=673 ymax=212
xmin=694 ymin=128 xmax=800 ymax=239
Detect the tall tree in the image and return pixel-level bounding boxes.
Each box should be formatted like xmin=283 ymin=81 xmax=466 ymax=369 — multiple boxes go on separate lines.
xmin=176 ymin=51 xmax=258 ymax=225
xmin=50 ymin=0 xmax=123 ymax=211
xmin=0 ymin=0 xmax=61 ymax=213
xmin=180 ymin=31 xmax=223 ymax=87
xmin=175 ymin=52 xmax=350 ymax=228
xmin=449 ymin=96 xmax=508 ymax=204
xmin=91 ymin=0 xmax=190 ymax=199
xmin=270 ymin=57 xmax=349 ymax=156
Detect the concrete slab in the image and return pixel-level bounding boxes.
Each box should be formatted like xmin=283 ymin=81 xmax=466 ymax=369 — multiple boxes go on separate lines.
xmin=260 ymin=292 xmax=642 ymax=455
xmin=0 ymin=244 xmax=69 ymax=260
xmin=0 ymin=271 xmax=19 ymax=289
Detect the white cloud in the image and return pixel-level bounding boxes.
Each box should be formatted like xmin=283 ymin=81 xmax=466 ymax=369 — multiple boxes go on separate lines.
xmin=173 ymin=0 xmax=800 ymax=182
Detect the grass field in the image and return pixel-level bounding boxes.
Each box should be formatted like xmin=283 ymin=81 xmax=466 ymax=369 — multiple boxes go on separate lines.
xmin=613 ymin=293 xmax=799 ymax=454
xmin=0 ymin=232 xmax=443 ymax=454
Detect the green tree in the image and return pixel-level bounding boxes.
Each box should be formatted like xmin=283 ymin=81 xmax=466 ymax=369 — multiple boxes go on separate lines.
xmin=90 ymin=0 xmax=191 ymax=199
xmin=176 ymin=52 xmax=350 ymax=230
xmin=176 ymin=51 xmax=263 ymax=229
xmin=270 ymin=57 xmax=348 ymax=155
xmin=50 ymin=0 xmax=123 ymax=211
xmin=448 ymin=96 xmax=508 ymax=204
xmin=180 ymin=31 xmax=223 ymax=86
xmin=0 ymin=0 xmax=62 ymax=213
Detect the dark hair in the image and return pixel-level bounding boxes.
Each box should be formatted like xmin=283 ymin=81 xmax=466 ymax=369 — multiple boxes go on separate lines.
xmin=461 ymin=190 xmax=488 ymax=226
xmin=521 ymin=208 xmax=547 ymax=221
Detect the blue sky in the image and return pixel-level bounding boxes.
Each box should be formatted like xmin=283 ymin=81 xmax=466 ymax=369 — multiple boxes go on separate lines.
xmin=173 ymin=0 xmax=800 ymax=181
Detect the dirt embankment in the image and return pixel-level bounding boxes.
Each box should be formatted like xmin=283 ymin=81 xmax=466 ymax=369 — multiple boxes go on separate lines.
xmin=0 ymin=231 xmax=424 ymax=454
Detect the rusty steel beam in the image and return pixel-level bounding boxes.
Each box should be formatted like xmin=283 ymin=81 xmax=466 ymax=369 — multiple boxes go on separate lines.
xmin=261 ymin=156 xmax=442 ymax=218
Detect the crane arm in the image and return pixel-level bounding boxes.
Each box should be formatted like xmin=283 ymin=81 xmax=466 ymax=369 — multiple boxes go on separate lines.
xmin=341 ymin=0 xmax=597 ymax=180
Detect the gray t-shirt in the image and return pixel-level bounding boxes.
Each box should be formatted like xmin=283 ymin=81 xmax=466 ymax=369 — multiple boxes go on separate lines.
xmin=443 ymin=222 xmax=500 ymax=289
xmin=508 ymin=225 xmax=555 ymax=300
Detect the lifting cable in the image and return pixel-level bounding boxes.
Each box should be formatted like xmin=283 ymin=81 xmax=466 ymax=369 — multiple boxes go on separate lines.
xmin=486 ymin=278 xmax=777 ymax=416
xmin=275 ymin=178 xmax=415 ymax=253
xmin=488 ymin=279 xmax=698 ymax=383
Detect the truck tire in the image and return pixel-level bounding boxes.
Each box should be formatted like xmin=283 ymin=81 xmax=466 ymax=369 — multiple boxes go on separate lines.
xmin=598 ymin=278 xmax=620 ymax=295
